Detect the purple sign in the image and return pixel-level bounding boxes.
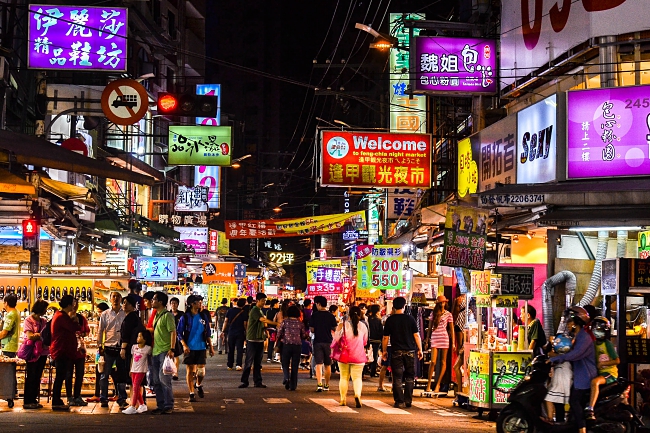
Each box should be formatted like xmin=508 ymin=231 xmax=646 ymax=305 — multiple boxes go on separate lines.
xmin=316 ymin=267 xmax=343 ymax=284
xmin=414 ymin=37 xmax=497 ymax=94
xmin=28 ymin=5 xmax=127 ymax=71
xmin=568 ymin=86 xmax=650 ymax=179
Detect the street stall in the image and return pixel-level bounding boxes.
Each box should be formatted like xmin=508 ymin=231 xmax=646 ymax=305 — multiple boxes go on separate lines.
xmin=0 ymin=356 xmax=24 ymax=408
xmin=466 ymin=268 xmax=535 ymax=419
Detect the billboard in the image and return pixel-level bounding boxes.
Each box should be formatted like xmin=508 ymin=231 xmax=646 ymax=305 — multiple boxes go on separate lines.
xmin=202 ymin=262 xmax=235 ymax=284
xmin=174 ymin=185 xmax=208 ymax=212
xmin=568 ymin=85 xmax=650 ymax=179
xmin=516 ymin=94 xmax=557 ymax=184
xmin=320 ymin=131 xmax=432 ymax=188
xmin=175 ymin=226 xmax=208 ymax=254
xmin=441 ymin=206 xmax=488 ymax=271
xmin=136 ymin=257 xmax=177 ymax=281
xmin=196 ymin=84 xmax=221 ymax=126
xmin=389 ymin=13 xmax=427 ymax=133
xmin=478 ymin=115 xmax=516 ymax=192
xmin=500 ymin=0 xmax=650 ymax=88
xmin=194 ymin=165 xmax=220 ymax=208
xmin=457 ymin=136 xmax=479 ymax=198
xmin=168 ymin=126 xmax=231 ymax=166
xmin=28 ymin=5 xmax=127 ymax=71
xmin=414 ymin=37 xmax=497 ymax=94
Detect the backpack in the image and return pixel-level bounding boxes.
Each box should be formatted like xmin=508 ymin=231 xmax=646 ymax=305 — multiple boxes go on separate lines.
xmin=41 ymin=319 xmax=53 ymax=347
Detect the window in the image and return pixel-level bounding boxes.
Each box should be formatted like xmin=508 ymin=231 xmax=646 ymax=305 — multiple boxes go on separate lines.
xmin=168 ymin=10 xmax=177 ymax=40
xmin=167 ymin=67 xmax=175 ymax=92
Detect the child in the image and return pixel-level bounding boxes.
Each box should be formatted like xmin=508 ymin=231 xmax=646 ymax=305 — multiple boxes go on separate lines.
xmin=300 ymin=339 xmax=312 ymax=373
xmin=123 ymin=330 xmax=152 ymax=415
xmin=544 ymin=334 xmax=574 ymax=423
xmin=585 ymin=316 xmax=619 ymax=420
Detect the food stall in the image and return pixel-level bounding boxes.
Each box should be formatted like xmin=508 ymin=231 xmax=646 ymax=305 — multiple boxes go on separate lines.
xmin=466 ymin=268 xmax=535 ymax=419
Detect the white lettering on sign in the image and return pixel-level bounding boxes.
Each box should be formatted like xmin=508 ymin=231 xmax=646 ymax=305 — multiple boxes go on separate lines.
xmin=352 ymin=135 xmax=427 ymax=152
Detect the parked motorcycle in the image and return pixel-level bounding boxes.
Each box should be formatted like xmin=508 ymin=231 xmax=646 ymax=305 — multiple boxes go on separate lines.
xmin=497 ymin=355 xmax=644 ymax=433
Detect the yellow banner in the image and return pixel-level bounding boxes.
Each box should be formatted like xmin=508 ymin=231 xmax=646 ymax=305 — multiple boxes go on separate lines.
xmin=306 ymin=259 xmax=341 ymax=285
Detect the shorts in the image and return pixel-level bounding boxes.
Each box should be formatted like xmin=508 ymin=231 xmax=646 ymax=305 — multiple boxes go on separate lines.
xmin=381 ymin=346 xmax=392 ymax=367
xmin=313 ymin=342 xmax=332 ymax=366
xmin=600 ymin=373 xmax=617 ymax=385
xmin=183 ymin=350 xmax=207 ymax=365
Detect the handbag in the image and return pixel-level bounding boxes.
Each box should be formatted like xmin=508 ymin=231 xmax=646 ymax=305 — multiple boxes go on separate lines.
xmin=365 ymin=346 xmax=374 ymax=364
xmin=330 ymin=320 xmax=347 ymax=362
xmin=17 ymin=317 xmax=43 ymax=362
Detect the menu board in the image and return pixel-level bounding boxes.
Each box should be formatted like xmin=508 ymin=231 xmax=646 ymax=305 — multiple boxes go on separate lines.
xmin=494 ymin=267 xmax=534 ymax=299
xmin=625 ymin=338 xmax=650 ymax=363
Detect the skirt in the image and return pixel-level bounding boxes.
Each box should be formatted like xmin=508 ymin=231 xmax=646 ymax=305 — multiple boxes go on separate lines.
xmin=545 ymin=361 xmax=573 ymax=404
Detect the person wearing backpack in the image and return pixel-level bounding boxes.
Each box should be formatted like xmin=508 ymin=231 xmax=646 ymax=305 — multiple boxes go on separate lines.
xmin=0 ymin=293 xmax=20 ymax=357
xmin=50 ymin=295 xmax=81 ymax=411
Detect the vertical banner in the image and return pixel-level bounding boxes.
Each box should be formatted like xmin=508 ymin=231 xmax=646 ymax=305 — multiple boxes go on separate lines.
xmin=441 ymin=206 xmax=488 ymax=270
xmin=458 ymin=137 xmax=479 ymax=198
xmin=468 ymin=350 xmax=489 ymax=404
xmin=370 ymin=245 xmax=403 ymax=290
xmin=356 ymin=245 xmax=373 ymax=290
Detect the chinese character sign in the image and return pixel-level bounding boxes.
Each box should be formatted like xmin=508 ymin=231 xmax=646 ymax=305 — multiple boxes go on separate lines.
xmin=168 ymin=126 xmax=232 ymax=166
xmin=414 ymin=37 xmax=497 ymax=94
xmin=174 ymin=186 xmax=209 ymax=212
xmin=469 ymin=350 xmax=489 ymax=403
xmin=457 ymin=137 xmax=479 ymax=198
xmin=175 ymin=226 xmax=208 ymax=254
xmin=370 ymin=245 xmax=403 ymax=290
xmin=194 ymin=165 xmax=220 ymax=208
xmin=306 ymin=260 xmax=341 ymax=284
xmin=441 ymin=206 xmax=488 ymax=271
xmin=387 ymin=188 xmax=420 ymax=219
xmin=202 ymin=262 xmax=235 ymax=284
xmin=28 ymin=5 xmax=127 ymax=72
xmin=470 ymin=270 xmax=491 ymax=295
xmin=477 ymin=115 xmax=516 ymax=192
xmin=136 ymin=257 xmax=177 ymax=281
xmin=568 ymin=85 xmax=650 ymax=179
xmin=320 ymin=131 xmax=432 ymax=188
xmin=356 ymin=245 xmax=373 ymax=290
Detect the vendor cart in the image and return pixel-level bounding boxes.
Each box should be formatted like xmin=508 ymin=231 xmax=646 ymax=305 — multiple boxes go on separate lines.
xmin=0 ymin=360 xmax=17 ymax=408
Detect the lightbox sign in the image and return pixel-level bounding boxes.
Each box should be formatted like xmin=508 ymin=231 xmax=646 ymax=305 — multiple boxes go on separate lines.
xmin=174 ymin=186 xmax=208 ymax=212
xmin=194 ymin=165 xmax=220 ymax=208
xmin=175 ymin=226 xmax=208 ymax=255
xmin=196 ymin=84 xmax=221 ymax=126
xmin=387 ymin=188 xmax=419 ymax=219
xmin=28 ymin=5 xmax=127 ymax=71
xmin=389 ymin=13 xmax=427 ymax=133
xmin=457 ymin=136 xmax=478 ymax=198
xmin=168 ymin=126 xmax=232 ymax=166
xmin=478 ymin=115 xmax=516 ymax=192
xmin=516 ymin=94 xmax=557 ymax=184
xmin=567 ymin=85 xmax=650 ymax=179
xmin=320 ymin=131 xmax=432 ymax=188
xmin=414 ymin=37 xmax=497 ymax=94
xmin=136 ymin=257 xmax=177 ymax=281
xmin=500 ymin=0 xmax=649 ymax=88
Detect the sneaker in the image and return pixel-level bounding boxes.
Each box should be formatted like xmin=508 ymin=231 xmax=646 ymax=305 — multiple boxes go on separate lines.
xmin=394 ymin=402 xmax=405 ymax=408
xmin=196 ymin=385 xmax=204 ymax=398
xmin=74 ymin=397 xmax=88 ymax=406
xmin=355 ymin=397 xmax=362 ymax=408
xmin=585 ymin=408 xmax=596 ymax=421
xmin=254 ymin=384 xmax=267 ymax=388
xmin=188 ymin=394 xmax=197 ymax=402
xmin=162 ymin=408 xmax=173 ymax=415
xmin=122 ymin=406 xmax=138 ymax=415
xmin=100 ymin=401 xmax=109 ymax=408
xmin=316 ymin=383 xmax=323 ymax=392
xmin=235 ymin=366 xmax=242 ymax=371
xmin=323 ymin=384 xmax=330 ymax=391
xmin=151 ymin=408 xmax=164 ymax=415
xmin=238 ymin=383 xmax=249 ymax=388
xmin=136 ymin=404 xmax=148 ymax=413
xmin=23 ymin=403 xmax=40 ymax=409
xmin=266 ymin=359 xmax=271 ymax=363
xmin=227 ymin=367 xmax=234 ymax=371
xmin=52 ymin=404 xmax=70 ymax=411
xmin=405 ymin=402 xmax=412 ymax=408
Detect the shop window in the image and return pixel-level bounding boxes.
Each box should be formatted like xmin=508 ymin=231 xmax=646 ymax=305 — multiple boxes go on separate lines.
xmin=619 ymin=61 xmax=650 ymax=87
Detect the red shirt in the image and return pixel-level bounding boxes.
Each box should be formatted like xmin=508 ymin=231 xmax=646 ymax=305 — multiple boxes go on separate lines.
xmin=50 ymin=310 xmax=81 ymax=360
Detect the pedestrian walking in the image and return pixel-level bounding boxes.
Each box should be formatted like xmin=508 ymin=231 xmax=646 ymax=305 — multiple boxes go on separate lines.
xmin=169 ymin=297 xmax=184 ymax=381
xmin=150 ymin=291 xmax=177 ymax=414
xmin=66 ymin=298 xmax=90 ymax=406
xmin=382 ymin=296 xmax=423 ymax=408
xmin=277 ymin=305 xmax=308 ymax=391
xmin=223 ymin=298 xmax=248 ymax=370
xmin=367 ymin=304 xmax=383 ymax=378
xmin=97 ymin=291 xmax=128 ymax=408
xmin=122 ymin=330 xmax=152 ymax=414
xmin=239 ymin=293 xmax=276 ymax=388
xmin=50 ymin=295 xmax=81 ymax=411
xmin=310 ymin=295 xmax=338 ymax=392
xmin=216 ymin=298 xmax=229 ymax=355
xmin=335 ymin=306 xmax=368 ymax=408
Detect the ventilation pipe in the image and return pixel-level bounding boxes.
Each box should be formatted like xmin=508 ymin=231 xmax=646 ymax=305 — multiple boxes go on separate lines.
xmin=616 ymin=230 xmax=627 ymax=258
xmin=541 ymin=270 xmax=576 ymax=337
xmin=577 ymin=231 xmax=609 ymax=307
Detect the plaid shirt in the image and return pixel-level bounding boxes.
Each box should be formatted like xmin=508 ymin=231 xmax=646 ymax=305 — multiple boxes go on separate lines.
xmin=277 ymin=318 xmax=308 ymax=345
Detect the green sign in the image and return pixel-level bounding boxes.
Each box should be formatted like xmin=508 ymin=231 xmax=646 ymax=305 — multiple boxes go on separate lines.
xmin=356 ymin=245 xmax=373 ymax=290
xmin=492 ymin=352 xmax=531 ymax=404
xmin=168 ymin=125 xmax=232 ymax=166
xmin=468 ymin=350 xmax=489 ymax=404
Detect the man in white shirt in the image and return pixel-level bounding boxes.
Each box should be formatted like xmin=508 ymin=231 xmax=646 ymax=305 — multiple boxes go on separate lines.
xmin=97 ymin=291 xmax=127 ymax=408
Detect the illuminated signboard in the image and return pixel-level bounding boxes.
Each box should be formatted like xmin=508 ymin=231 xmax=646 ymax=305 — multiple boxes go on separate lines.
xmin=387 ymin=188 xmax=419 ymax=219
xmin=478 ymin=115 xmax=516 ymax=192
xmin=457 ymin=136 xmax=478 ymax=198
xmin=175 ymin=226 xmax=208 ymax=254
xmin=389 ymin=13 xmax=426 ymax=133
xmin=168 ymin=126 xmax=232 ymax=166
xmin=28 ymin=5 xmax=127 ymax=71
xmin=320 ymin=130 xmax=432 ymax=188
xmin=414 ymin=37 xmax=497 ymax=94
xmin=194 ymin=165 xmax=220 ymax=208
xmin=516 ymin=94 xmax=558 ymax=184
xmin=268 ymin=252 xmax=295 ymax=265
xmin=568 ymin=85 xmax=650 ymax=179
xmin=174 ymin=186 xmax=208 ymax=212
xmin=196 ymin=84 xmax=221 ymax=126
xmin=136 ymin=256 xmax=177 ymax=281
xmin=208 ymin=230 xmax=218 ymax=253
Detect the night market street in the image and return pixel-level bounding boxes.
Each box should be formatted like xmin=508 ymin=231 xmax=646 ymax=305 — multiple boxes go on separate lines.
xmin=0 ymin=352 xmax=494 ymax=433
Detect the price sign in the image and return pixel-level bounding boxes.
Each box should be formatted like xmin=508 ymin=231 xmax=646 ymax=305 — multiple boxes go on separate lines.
xmin=370 ymin=245 xmax=403 ymax=290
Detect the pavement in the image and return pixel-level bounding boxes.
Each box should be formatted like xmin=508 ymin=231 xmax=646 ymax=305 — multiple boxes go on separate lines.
xmin=0 ymin=353 xmax=495 ymax=433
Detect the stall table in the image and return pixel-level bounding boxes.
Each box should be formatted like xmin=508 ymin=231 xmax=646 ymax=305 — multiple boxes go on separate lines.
xmin=0 ymin=359 xmax=22 ymax=408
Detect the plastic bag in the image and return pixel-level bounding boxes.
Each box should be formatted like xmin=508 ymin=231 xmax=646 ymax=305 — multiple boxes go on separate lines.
xmin=163 ymin=355 xmax=177 ymax=376
xmin=366 ymin=347 xmax=374 ymax=364
xmin=97 ymin=356 xmax=105 ymax=373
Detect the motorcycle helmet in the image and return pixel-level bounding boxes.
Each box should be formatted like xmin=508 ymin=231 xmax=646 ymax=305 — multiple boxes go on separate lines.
xmin=591 ymin=316 xmax=611 ymax=341
xmin=552 ymin=333 xmax=574 ymax=353
xmin=564 ymin=305 xmax=590 ymax=327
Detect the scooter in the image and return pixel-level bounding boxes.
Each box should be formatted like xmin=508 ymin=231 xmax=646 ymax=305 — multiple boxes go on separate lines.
xmin=497 ymin=355 xmax=644 ymax=433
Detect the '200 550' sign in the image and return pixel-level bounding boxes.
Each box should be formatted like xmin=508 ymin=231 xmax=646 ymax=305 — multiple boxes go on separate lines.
xmin=371 ymin=259 xmax=401 ymax=288
xmin=479 ymin=194 xmax=544 ymax=207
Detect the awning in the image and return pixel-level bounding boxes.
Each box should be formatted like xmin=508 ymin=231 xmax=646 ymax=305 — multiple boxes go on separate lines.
xmin=0 ymin=130 xmax=156 ymax=185
xmin=0 ymin=168 xmax=35 ymax=195
xmin=420 ymin=202 xmax=448 ymax=225
xmin=40 ymin=177 xmax=93 ymax=204
xmin=98 ymin=148 xmax=164 ymax=182
xmin=538 ymin=206 xmax=650 ymax=228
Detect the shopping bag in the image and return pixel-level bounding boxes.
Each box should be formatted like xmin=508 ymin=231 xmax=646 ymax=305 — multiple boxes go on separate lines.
xmin=365 ymin=346 xmax=374 ymax=364
xmin=163 ymin=355 xmax=177 ymax=376
xmin=16 ymin=340 xmax=35 ymax=361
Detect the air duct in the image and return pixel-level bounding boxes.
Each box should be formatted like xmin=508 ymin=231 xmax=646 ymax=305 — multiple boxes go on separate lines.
xmin=616 ymin=230 xmax=627 ymax=258
xmin=541 ymin=270 xmax=576 ymax=337
xmin=577 ymin=231 xmax=609 ymax=307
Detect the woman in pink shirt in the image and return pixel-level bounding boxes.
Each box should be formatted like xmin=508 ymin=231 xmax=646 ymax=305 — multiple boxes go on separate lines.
xmin=22 ymin=300 xmax=50 ymax=409
xmin=335 ymin=306 xmax=368 ymax=408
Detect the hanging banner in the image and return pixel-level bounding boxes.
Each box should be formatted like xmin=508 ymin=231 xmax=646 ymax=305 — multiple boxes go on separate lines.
xmin=202 ymin=262 xmax=235 ymax=284
xmin=441 ymin=206 xmax=488 ymax=270
xmin=471 ymin=270 xmax=490 ymax=295
xmin=458 ymin=136 xmax=479 ymax=198
xmin=356 ymin=245 xmax=373 ymax=290
xmin=387 ymin=188 xmax=420 ymax=219
xmin=320 ymin=131 xmax=432 ymax=188
xmin=217 ymin=231 xmax=229 ymax=255
xmin=356 ymin=288 xmax=381 ymax=299
xmin=307 ymin=260 xmax=342 ymax=295
xmin=370 ymin=245 xmax=403 ymax=290
xmin=225 ymin=210 xmax=366 ymax=239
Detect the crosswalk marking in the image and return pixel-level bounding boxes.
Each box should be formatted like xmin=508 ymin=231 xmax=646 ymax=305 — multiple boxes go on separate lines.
xmin=411 ymin=401 xmax=437 ymax=410
xmin=310 ymin=398 xmax=358 ymax=413
xmin=263 ymin=398 xmax=291 ymax=404
xmin=224 ymin=398 xmax=244 ymax=404
xmin=362 ymin=399 xmax=410 ymax=414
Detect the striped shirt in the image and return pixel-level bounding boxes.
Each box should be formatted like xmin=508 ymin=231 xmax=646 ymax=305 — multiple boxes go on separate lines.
xmin=430 ymin=311 xmax=453 ymax=349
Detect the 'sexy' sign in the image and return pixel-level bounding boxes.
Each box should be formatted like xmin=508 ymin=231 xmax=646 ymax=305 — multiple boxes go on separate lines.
xmin=520 ymin=124 xmax=553 ymax=164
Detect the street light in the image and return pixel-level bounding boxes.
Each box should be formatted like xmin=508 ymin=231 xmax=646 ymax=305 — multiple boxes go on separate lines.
xmin=230 ymin=154 xmax=252 ymax=169
xmin=355 ymin=23 xmax=399 ymax=51
xmin=273 ymin=202 xmax=288 ymax=212
xmin=333 ymin=119 xmax=351 ymax=128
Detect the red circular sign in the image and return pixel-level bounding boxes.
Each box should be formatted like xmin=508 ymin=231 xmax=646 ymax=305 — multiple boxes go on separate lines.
xmin=101 ymin=79 xmax=149 ymax=126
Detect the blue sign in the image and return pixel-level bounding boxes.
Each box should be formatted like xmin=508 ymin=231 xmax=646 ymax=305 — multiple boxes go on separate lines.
xmin=136 ymin=256 xmax=178 ymax=281
xmin=196 ymin=84 xmax=221 ymax=126
xmin=234 ymin=263 xmax=246 ymax=281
